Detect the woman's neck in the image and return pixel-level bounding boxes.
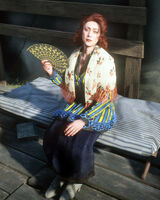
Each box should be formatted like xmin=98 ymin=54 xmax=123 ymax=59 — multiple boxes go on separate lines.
xmin=83 ymin=45 xmax=95 ymax=56
xmin=78 ymin=45 xmax=95 ymax=74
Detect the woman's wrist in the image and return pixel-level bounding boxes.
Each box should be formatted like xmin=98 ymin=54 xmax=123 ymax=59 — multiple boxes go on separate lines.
xmin=48 ymin=70 xmax=55 ymax=78
xmin=78 ymin=119 xmax=87 ymax=126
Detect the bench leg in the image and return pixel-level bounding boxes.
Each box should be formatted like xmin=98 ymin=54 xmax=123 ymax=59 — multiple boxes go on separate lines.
xmin=141 ymin=152 xmax=158 ymax=180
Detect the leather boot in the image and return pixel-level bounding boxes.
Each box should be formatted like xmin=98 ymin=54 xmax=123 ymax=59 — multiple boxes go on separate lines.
xmin=59 ymin=183 xmax=82 ymax=200
xmin=45 ymin=176 xmax=64 ymax=199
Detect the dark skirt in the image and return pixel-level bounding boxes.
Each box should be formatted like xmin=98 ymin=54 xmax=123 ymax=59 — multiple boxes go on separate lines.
xmin=43 ymin=119 xmax=100 ymax=183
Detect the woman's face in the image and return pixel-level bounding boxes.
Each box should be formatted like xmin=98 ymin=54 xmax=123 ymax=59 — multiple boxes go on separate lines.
xmin=82 ymin=21 xmax=100 ymax=48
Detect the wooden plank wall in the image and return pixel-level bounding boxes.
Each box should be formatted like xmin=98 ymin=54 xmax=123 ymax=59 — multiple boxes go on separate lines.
xmin=0 ymin=0 xmax=146 ymax=25
xmin=124 ymin=0 xmax=146 ymax=98
xmin=0 ymin=0 xmax=147 ymax=98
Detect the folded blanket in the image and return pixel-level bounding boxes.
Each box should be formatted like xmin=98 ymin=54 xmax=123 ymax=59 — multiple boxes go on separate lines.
xmin=0 ymin=77 xmax=160 ymax=156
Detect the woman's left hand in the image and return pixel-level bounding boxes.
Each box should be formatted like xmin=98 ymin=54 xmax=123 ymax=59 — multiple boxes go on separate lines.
xmin=64 ymin=119 xmax=85 ymax=136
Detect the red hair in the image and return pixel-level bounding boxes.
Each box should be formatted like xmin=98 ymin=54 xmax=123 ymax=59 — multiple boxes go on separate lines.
xmin=73 ymin=13 xmax=108 ymax=50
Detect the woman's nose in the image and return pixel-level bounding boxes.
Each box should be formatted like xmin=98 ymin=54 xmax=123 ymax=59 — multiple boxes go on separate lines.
xmin=87 ymin=30 xmax=92 ymax=37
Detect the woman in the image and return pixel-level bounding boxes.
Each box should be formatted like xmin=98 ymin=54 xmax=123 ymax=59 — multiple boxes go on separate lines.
xmin=42 ymin=13 xmax=117 ymax=200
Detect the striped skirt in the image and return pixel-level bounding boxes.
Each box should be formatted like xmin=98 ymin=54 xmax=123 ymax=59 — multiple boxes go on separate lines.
xmin=43 ymin=119 xmax=100 ymax=183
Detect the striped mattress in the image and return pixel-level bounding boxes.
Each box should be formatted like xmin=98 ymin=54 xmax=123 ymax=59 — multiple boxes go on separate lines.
xmin=0 ymin=77 xmax=160 ymax=156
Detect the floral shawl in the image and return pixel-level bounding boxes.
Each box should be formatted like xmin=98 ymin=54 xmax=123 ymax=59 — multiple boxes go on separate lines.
xmin=61 ymin=45 xmax=117 ymax=108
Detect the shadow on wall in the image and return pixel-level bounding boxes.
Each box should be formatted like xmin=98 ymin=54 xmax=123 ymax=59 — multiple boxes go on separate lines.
xmin=140 ymin=0 xmax=160 ymax=103
xmin=140 ymin=59 xmax=160 ymax=103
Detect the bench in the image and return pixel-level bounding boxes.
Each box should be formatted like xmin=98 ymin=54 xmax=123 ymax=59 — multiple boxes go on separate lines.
xmin=0 ymin=0 xmax=159 ymax=180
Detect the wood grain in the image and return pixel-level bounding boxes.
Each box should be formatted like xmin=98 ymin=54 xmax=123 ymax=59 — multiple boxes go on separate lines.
xmin=0 ymin=23 xmax=144 ymax=58
xmin=0 ymin=0 xmax=147 ymax=25
xmin=124 ymin=0 xmax=145 ymax=98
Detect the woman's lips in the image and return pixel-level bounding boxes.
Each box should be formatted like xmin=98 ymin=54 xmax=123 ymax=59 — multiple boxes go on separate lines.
xmin=86 ymin=39 xmax=92 ymax=42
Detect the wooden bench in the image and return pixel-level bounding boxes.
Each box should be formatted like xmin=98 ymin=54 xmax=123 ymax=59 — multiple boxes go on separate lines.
xmin=0 ymin=0 xmax=157 ymax=180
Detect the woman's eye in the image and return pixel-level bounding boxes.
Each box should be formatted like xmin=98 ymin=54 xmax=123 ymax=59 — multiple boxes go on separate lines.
xmin=85 ymin=28 xmax=89 ymax=32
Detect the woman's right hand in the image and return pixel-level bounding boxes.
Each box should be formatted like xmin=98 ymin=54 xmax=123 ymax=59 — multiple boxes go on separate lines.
xmin=41 ymin=60 xmax=53 ymax=76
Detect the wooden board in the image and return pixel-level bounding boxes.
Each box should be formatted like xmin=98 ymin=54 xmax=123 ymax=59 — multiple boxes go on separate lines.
xmin=76 ymin=184 xmax=118 ymax=200
xmin=0 ymin=163 xmax=27 ymax=194
xmin=0 ymin=23 xmax=144 ymax=58
xmin=0 ymin=188 xmax=8 ymax=200
xmin=0 ymin=143 xmax=46 ymax=176
xmin=88 ymin=165 xmax=160 ymax=200
xmin=0 ymin=0 xmax=147 ymax=25
xmin=124 ymin=0 xmax=145 ymax=98
xmin=124 ymin=57 xmax=142 ymax=97
xmin=5 ymin=184 xmax=46 ymax=200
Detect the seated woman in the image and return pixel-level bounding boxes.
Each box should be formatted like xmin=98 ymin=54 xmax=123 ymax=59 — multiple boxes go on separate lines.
xmin=42 ymin=13 xmax=117 ymax=200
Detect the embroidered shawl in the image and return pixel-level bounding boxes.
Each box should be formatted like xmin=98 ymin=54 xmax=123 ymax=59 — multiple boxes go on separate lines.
xmin=61 ymin=45 xmax=117 ymax=108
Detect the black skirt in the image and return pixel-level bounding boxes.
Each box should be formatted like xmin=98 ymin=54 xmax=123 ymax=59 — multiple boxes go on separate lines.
xmin=43 ymin=119 xmax=100 ymax=183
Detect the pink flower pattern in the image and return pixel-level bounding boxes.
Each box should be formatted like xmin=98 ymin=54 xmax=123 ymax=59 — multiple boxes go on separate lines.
xmin=64 ymin=45 xmax=117 ymax=107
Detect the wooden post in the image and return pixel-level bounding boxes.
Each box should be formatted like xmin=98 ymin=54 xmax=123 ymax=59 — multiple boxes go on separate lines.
xmin=141 ymin=152 xmax=158 ymax=180
xmin=124 ymin=0 xmax=146 ymax=98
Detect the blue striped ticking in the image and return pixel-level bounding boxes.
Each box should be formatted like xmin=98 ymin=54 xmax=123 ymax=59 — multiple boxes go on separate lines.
xmin=98 ymin=136 xmax=153 ymax=155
